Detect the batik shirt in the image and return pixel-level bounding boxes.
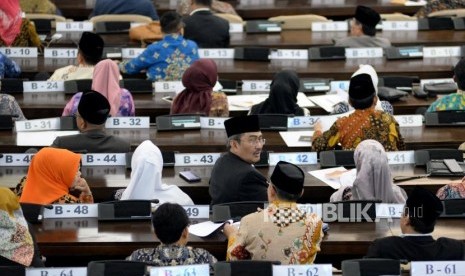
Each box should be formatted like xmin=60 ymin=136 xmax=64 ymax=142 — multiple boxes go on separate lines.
xmin=427 ymin=91 xmax=465 ymax=112
xmin=227 ymin=202 xmax=323 ymax=264
xmin=312 ymin=107 xmax=405 ymax=152
xmin=416 ymin=0 xmax=465 ymax=17
xmin=0 ymin=94 xmax=26 ymax=121
xmin=119 ymin=34 xmax=199 ymax=81
xmin=0 ymin=53 xmax=21 ymax=78
xmin=126 ymin=244 xmax=217 ymax=272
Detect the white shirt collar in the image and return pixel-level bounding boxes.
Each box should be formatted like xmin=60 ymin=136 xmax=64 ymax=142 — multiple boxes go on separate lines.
xmin=400 ymin=233 xmax=433 ymax=237
xmin=189 ymin=8 xmax=210 ymax=16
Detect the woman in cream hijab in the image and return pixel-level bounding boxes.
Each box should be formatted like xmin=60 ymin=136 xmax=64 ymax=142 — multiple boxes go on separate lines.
xmin=120 ymin=140 xmax=194 ymax=205
xmin=330 ymin=139 xmax=407 ymax=203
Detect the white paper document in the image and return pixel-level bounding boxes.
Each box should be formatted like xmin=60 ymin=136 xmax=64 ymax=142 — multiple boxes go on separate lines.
xmin=308 ymin=167 xmax=356 ymax=189
xmin=188 ymin=221 xmax=225 ymax=237
xmin=279 ymin=131 xmax=314 ymax=147
xmin=16 ymin=131 xmax=79 ymax=146
xmin=228 ymin=93 xmax=315 ymax=111
xmin=308 ymin=94 xmax=346 ymax=112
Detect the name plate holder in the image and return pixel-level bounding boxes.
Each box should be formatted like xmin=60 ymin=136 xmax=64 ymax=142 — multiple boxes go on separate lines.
xmin=297 ymin=204 xmax=323 ymax=217
xmin=105 ymin=117 xmax=150 ymax=129
xmin=26 ymin=267 xmax=87 ymax=276
xmin=272 ymin=264 xmax=333 ymax=276
xmin=0 ymin=153 xmax=36 ymax=166
xmin=81 ymin=153 xmax=127 ymax=166
xmin=121 ymin=48 xmax=145 ymax=59
xmin=375 ymin=203 xmax=403 ymax=218
xmin=23 ymin=81 xmax=64 ymax=93
xmin=43 ymin=204 xmax=98 ymax=219
xmin=153 ymin=81 xmax=184 ymax=93
xmin=330 ymin=80 xmax=350 ymax=91
xmin=200 ymin=117 xmax=227 ymax=129
xmin=229 ymin=23 xmax=243 ymax=33
xmin=242 ymin=80 xmax=272 ymax=92
xmin=175 ymin=153 xmax=220 ymax=166
xmin=15 ymin=117 xmax=61 ymax=132
xmin=0 ymin=47 xmax=38 ymax=58
xmin=56 ymin=21 xmax=94 ymax=32
xmin=411 ymin=261 xmax=465 ymax=276
xmin=423 ymin=46 xmax=462 ymax=58
xmin=44 ymin=48 xmax=78 ymax=58
xmin=183 ymin=205 xmax=209 ymax=219
xmin=387 ymin=151 xmax=415 ymax=165
xmin=394 ymin=114 xmax=423 ymax=127
xmin=198 ymin=48 xmax=235 ymax=59
xmin=345 ymin=48 xmax=383 ymax=58
xmin=312 ymin=21 xmax=348 ymax=32
xmin=269 ymin=152 xmax=317 ymax=166
xmin=382 ymin=21 xmax=418 ymax=31
xmin=288 ymin=116 xmax=321 ymax=128
xmin=269 ymin=49 xmax=309 ymax=60
xmin=150 ymin=264 xmax=209 ymax=276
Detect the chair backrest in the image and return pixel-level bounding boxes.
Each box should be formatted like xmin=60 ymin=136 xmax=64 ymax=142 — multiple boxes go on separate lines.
xmin=214 ymin=260 xmax=280 ymax=276
xmin=319 ymin=150 xmax=355 ymax=168
xmin=26 ymin=14 xmax=68 ymax=29
xmin=98 ymin=200 xmax=154 ymax=221
xmin=327 ymin=200 xmax=381 ymax=222
xmin=212 ymin=201 xmax=266 ymax=222
xmin=441 ymin=199 xmax=465 ymax=216
xmin=64 ymin=79 xmax=93 ymax=95
xmin=428 ymin=9 xmax=465 ymax=18
xmin=87 ymin=260 xmax=147 ymax=276
xmin=214 ymin=13 xmax=244 ymax=24
xmin=381 ymin=13 xmax=416 ymax=21
xmin=268 ymin=14 xmax=329 ymax=30
xmin=20 ymin=203 xmax=48 ymax=224
xmin=342 ymin=258 xmax=400 ymax=276
xmin=425 ymin=111 xmax=465 ymax=126
xmin=119 ymin=79 xmax=153 ymax=94
xmin=414 ymin=149 xmax=464 ymax=166
xmin=0 ymin=266 xmax=25 ymax=276
xmin=0 ymin=79 xmax=26 ymax=94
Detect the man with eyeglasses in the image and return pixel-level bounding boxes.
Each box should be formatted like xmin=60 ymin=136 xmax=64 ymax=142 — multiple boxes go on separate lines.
xmin=334 ymin=5 xmax=391 ymax=48
xmin=209 ymin=115 xmax=268 ymax=205
xmin=51 ymin=90 xmax=130 ymax=153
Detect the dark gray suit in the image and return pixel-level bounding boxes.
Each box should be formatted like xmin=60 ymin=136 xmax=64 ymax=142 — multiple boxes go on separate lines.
xmin=366 ymin=235 xmax=465 ymax=261
xmin=209 ymin=152 xmax=268 ymax=205
xmin=51 ymin=129 xmax=130 ymax=153
xmin=183 ymin=10 xmax=230 ymax=48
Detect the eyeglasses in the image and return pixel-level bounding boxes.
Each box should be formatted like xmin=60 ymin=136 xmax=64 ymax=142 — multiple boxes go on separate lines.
xmin=242 ymin=137 xmax=266 ymax=146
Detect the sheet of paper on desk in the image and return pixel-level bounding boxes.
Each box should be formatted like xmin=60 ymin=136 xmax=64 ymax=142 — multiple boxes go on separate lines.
xmin=189 ymin=221 xmax=225 ymax=237
xmin=279 ymin=131 xmax=313 ymax=147
xmin=17 ymin=131 xmax=79 ymax=146
xmin=228 ymin=93 xmax=314 ymax=111
xmin=308 ymin=167 xmax=356 ymax=189
xmin=308 ymin=93 xmax=347 ymax=113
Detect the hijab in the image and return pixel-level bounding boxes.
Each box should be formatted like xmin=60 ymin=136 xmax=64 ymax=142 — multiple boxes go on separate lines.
xmin=91 ymin=59 xmax=122 ymax=117
xmin=170 ymin=59 xmax=217 ymax=115
xmin=20 ymin=148 xmax=81 ymax=205
xmin=251 ymin=70 xmax=302 ymax=115
xmin=121 ymin=140 xmax=194 ymax=205
xmin=0 ymin=187 xmax=34 ymax=266
xmin=351 ymin=140 xmax=407 ymax=203
xmin=0 ymin=0 xmax=23 ymax=46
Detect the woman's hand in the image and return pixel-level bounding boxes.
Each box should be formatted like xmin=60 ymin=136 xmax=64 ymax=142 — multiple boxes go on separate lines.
xmin=72 ymin=178 xmax=91 ymax=195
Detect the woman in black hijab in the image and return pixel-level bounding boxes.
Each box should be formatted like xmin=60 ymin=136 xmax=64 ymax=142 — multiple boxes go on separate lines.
xmin=249 ymin=70 xmax=309 ymax=116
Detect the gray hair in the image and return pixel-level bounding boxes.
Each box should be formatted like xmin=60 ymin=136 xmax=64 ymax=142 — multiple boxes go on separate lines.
xmin=226 ymin=133 xmax=243 ymax=150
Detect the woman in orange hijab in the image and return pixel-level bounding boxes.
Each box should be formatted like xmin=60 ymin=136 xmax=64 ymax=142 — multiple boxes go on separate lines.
xmin=17 ymin=148 xmax=93 ymax=204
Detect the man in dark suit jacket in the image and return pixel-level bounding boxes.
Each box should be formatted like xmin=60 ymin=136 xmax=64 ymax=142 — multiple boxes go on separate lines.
xmin=366 ymin=187 xmax=465 ymax=261
xmin=209 ymin=115 xmax=268 ymax=205
xmin=183 ymin=0 xmax=230 ymax=48
xmin=52 ymin=90 xmax=130 ymax=153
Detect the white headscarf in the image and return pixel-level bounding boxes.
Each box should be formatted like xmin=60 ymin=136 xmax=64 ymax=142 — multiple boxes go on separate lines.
xmin=121 ymin=140 xmax=194 ymax=205
xmin=351 ymin=140 xmax=407 ymax=203
xmin=351 ymin=64 xmax=383 ymax=111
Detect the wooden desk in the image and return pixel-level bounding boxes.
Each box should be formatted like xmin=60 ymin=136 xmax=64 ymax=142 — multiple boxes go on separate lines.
xmin=54 ymin=0 xmax=421 ymax=21
xmin=32 ymin=217 xmax=465 ymax=267
xmin=0 ymin=126 xmax=463 ymax=153
xmin=0 ymin=164 xmax=461 ymax=204
xmin=16 ymin=56 xmax=458 ymax=81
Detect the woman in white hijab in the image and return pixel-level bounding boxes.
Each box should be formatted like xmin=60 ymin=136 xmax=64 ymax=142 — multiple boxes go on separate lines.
xmin=330 ymin=139 xmax=407 ymax=203
xmin=120 ymin=140 xmax=194 ymax=205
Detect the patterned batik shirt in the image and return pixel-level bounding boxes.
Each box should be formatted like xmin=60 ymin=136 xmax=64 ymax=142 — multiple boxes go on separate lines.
xmin=120 ymin=34 xmax=199 ymax=81
xmin=0 ymin=53 xmax=21 ymax=78
xmin=126 ymin=244 xmax=217 ymax=273
xmin=312 ymin=107 xmax=405 ymax=152
xmin=227 ymin=202 xmax=324 ymax=264
xmin=427 ymin=91 xmax=465 ymax=112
